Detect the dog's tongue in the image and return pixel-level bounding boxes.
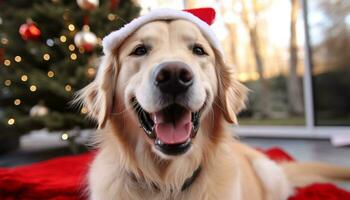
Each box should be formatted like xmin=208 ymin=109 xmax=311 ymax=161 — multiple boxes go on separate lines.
xmin=152 ymin=111 xmax=192 ymax=144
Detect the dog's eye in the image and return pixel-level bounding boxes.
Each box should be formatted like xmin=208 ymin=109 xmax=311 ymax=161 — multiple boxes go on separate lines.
xmin=192 ymin=44 xmax=207 ymax=56
xmin=130 ymin=45 xmax=148 ymax=56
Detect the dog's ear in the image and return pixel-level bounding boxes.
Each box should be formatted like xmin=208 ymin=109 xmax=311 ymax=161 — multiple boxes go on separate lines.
xmin=215 ymin=51 xmax=248 ymax=124
xmin=75 ymin=54 xmax=117 ymax=129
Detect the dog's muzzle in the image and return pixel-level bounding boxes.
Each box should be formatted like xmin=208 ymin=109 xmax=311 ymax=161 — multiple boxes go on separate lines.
xmin=132 ymin=61 xmax=204 ymax=156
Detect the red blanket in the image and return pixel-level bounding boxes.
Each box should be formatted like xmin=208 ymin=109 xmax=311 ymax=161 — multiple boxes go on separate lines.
xmin=0 ymin=148 xmax=349 ymax=200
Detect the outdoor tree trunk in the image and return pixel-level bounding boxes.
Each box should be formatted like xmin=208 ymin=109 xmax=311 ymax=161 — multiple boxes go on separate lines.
xmin=241 ymin=0 xmax=272 ymax=118
xmin=226 ymin=24 xmax=238 ymax=66
xmin=221 ymin=4 xmax=238 ymax=66
xmin=249 ymin=25 xmax=271 ymax=118
xmin=288 ymin=0 xmax=304 ymax=115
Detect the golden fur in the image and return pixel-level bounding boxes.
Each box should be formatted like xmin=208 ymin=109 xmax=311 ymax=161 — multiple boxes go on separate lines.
xmin=76 ymin=20 xmax=350 ymax=200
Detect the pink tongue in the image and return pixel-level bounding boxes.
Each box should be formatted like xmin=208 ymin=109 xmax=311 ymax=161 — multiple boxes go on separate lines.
xmin=152 ymin=111 xmax=192 ymax=144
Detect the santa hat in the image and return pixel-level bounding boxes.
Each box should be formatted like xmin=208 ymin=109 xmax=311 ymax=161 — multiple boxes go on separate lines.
xmin=102 ymin=7 xmax=222 ymax=55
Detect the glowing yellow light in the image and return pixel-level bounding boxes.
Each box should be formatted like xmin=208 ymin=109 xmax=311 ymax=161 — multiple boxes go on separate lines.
xmin=68 ymin=44 xmax=75 ymax=51
xmin=14 ymin=56 xmax=22 ymax=63
xmin=4 ymin=80 xmax=11 ymax=86
xmin=81 ymin=106 xmax=88 ymax=114
xmin=70 ymin=53 xmax=77 ymax=60
xmin=1 ymin=38 xmax=8 ymax=45
xmin=68 ymin=24 xmax=75 ymax=31
xmin=43 ymin=53 xmax=50 ymax=61
xmin=61 ymin=133 xmax=69 ymax=140
xmin=65 ymin=84 xmax=72 ymax=92
xmin=30 ymin=85 xmax=37 ymax=92
xmin=14 ymin=99 xmax=21 ymax=106
xmin=87 ymin=67 xmax=96 ymax=77
xmin=60 ymin=35 xmax=67 ymax=43
xmin=8 ymin=118 xmax=15 ymax=125
xmin=47 ymin=71 xmax=55 ymax=78
xmin=4 ymin=59 xmax=11 ymax=66
xmin=78 ymin=47 xmax=85 ymax=54
xmin=107 ymin=13 xmax=116 ymax=21
xmin=21 ymin=75 xmax=28 ymax=82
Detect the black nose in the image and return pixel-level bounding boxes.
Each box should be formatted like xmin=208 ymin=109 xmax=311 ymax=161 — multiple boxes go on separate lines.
xmin=154 ymin=61 xmax=193 ymax=95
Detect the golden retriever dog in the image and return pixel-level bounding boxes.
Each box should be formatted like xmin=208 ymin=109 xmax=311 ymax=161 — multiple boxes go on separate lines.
xmin=76 ymin=9 xmax=350 ymax=200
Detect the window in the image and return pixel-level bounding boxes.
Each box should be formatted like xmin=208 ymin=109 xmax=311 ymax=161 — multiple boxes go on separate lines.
xmin=208 ymin=0 xmax=307 ymax=126
xmin=308 ymin=0 xmax=350 ymax=126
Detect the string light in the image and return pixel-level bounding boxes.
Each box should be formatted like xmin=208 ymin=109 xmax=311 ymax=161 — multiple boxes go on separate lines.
xmin=61 ymin=133 xmax=69 ymax=140
xmin=14 ymin=99 xmax=21 ymax=106
xmin=70 ymin=53 xmax=77 ymax=60
xmin=47 ymin=71 xmax=55 ymax=78
xmin=30 ymin=85 xmax=37 ymax=92
xmin=81 ymin=106 xmax=88 ymax=114
xmin=68 ymin=24 xmax=75 ymax=31
xmin=4 ymin=59 xmax=11 ymax=66
xmin=1 ymin=37 xmax=8 ymax=45
xmin=4 ymin=80 xmax=11 ymax=86
xmin=14 ymin=56 xmax=22 ymax=63
xmin=46 ymin=39 xmax=55 ymax=47
xmin=43 ymin=53 xmax=50 ymax=61
xmin=65 ymin=84 xmax=72 ymax=92
xmin=78 ymin=47 xmax=85 ymax=54
xmin=68 ymin=44 xmax=75 ymax=51
xmin=8 ymin=118 xmax=15 ymax=125
xmin=60 ymin=35 xmax=67 ymax=43
xmin=107 ymin=13 xmax=116 ymax=21
xmin=21 ymin=75 xmax=28 ymax=82
xmin=87 ymin=67 xmax=96 ymax=77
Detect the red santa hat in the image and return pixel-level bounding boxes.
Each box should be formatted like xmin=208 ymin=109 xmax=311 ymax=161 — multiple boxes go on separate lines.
xmin=102 ymin=7 xmax=222 ymax=55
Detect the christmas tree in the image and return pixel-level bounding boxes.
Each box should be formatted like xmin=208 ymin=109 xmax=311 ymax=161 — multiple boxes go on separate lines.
xmin=0 ymin=0 xmax=140 ymax=149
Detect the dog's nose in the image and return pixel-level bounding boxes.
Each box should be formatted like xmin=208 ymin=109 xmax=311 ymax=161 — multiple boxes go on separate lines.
xmin=154 ymin=61 xmax=193 ymax=95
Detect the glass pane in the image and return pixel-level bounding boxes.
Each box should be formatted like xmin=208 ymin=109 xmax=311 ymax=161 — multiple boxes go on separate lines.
xmin=308 ymin=0 xmax=350 ymax=126
xmin=207 ymin=0 xmax=306 ymax=125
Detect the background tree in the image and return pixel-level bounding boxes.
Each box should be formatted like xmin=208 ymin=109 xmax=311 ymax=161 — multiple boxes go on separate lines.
xmin=0 ymin=0 xmax=140 ymax=149
xmin=239 ymin=0 xmax=272 ymax=118
xmin=288 ymin=0 xmax=304 ymax=116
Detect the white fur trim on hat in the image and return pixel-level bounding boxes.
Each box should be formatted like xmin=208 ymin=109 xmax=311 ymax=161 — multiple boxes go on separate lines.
xmin=102 ymin=8 xmax=222 ymax=55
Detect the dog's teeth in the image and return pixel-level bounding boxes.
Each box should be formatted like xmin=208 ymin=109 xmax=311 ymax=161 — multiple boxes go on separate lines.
xmin=155 ymin=138 xmax=162 ymax=145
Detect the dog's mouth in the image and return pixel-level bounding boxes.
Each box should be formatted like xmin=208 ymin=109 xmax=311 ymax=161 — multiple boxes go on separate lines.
xmin=132 ymin=98 xmax=201 ymax=156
